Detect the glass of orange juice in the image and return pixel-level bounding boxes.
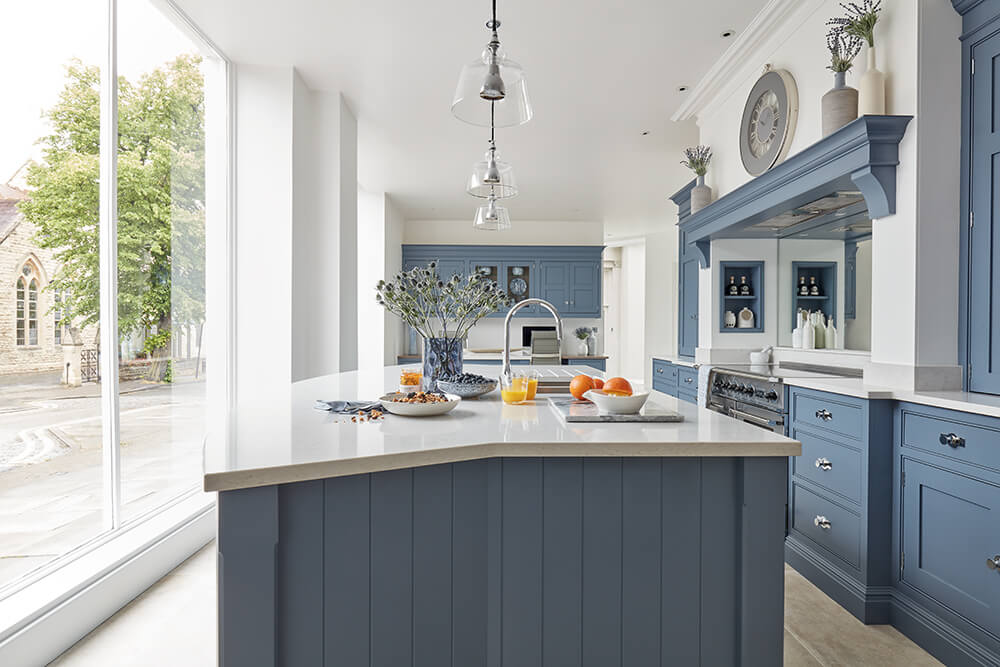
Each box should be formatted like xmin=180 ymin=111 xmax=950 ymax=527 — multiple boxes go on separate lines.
xmin=501 ymin=374 xmax=529 ymax=404
xmin=523 ymin=369 xmax=539 ymax=400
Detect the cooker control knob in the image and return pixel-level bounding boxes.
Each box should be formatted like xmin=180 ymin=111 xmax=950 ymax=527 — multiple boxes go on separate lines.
xmin=766 ymin=390 xmax=779 ymax=401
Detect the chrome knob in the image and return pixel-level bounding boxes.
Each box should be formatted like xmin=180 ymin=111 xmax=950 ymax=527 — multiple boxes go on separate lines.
xmin=939 ymin=433 xmax=966 ymax=449
xmin=988 ymin=555 xmax=1000 ymax=571
xmin=766 ymin=390 xmax=779 ymax=400
xmin=814 ymin=516 xmax=832 ymax=530
xmin=656 ymin=368 xmax=663 ymax=374
xmin=684 ymin=377 xmax=694 ymax=384
xmin=815 ymin=409 xmax=833 ymax=421
xmin=815 ymin=458 xmax=833 ymax=471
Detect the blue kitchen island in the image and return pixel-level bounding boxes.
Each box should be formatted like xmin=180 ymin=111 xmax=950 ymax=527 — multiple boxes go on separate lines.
xmin=207 ymin=366 xmax=800 ymax=667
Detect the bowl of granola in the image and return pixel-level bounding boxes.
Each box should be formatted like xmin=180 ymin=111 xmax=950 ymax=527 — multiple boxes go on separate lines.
xmin=378 ymin=391 xmax=461 ymax=417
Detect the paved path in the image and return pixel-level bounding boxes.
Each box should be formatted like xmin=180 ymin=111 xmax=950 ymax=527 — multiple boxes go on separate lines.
xmin=0 ymin=375 xmax=207 ymax=589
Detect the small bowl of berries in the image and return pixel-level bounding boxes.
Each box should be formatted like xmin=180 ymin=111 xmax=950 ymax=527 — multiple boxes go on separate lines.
xmin=435 ymin=372 xmax=498 ymax=399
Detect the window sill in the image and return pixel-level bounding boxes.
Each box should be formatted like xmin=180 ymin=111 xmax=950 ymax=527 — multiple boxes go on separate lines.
xmin=0 ymin=493 xmax=215 ymax=665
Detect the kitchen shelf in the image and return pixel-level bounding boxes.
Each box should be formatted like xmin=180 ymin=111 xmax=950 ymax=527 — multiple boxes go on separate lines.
xmin=719 ymin=261 xmax=764 ymax=333
xmin=792 ymin=261 xmax=837 ymax=330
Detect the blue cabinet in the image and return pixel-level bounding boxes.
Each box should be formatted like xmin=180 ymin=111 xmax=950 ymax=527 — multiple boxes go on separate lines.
xmin=402 ymin=246 xmax=603 ymax=319
xmin=958 ymin=4 xmax=1000 ymax=395
xmin=892 ymin=400 xmax=1000 ymax=665
xmin=678 ymin=245 xmax=700 ymax=358
xmin=899 ymin=460 xmax=1000 ymax=639
xmin=652 ymin=359 xmax=679 ymax=397
xmin=784 ymin=386 xmax=893 ymax=624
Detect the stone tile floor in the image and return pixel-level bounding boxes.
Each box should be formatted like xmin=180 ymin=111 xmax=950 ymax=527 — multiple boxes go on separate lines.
xmin=49 ymin=545 xmax=942 ymax=666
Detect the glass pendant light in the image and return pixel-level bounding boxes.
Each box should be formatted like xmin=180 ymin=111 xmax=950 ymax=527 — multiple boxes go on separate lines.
xmin=452 ymin=1 xmax=532 ymax=127
xmin=473 ymin=191 xmax=511 ymax=231
xmin=468 ymin=105 xmax=518 ymax=198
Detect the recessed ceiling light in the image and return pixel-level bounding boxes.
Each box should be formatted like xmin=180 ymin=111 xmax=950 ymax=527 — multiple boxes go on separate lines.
xmin=640 ymin=130 xmax=650 ymax=136
xmin=721 ymin=28 xmax=735 ymax=38
xmin=677 ymin=85 xmax=689 ymax=92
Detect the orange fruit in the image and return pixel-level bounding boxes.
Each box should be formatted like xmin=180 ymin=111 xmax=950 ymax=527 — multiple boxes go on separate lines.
xmin=569 ymin=374 xmax=596 ymax=400
xmin=593 ymin=378 xmax=605 ymax=389
xmin=603 ymin=377 xmax=633 ymax=397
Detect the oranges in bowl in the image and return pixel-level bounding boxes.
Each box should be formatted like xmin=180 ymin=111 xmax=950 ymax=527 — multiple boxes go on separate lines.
xmin=603 ymin=377 xmax=633 ymax=397
xmin=570 ymin=375 xmax=633 ymax=401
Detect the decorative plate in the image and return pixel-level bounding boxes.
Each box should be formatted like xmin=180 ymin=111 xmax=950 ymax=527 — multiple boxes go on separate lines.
xmin=509 ymin=277 xmax=527 ymax=296
xmin=739 ymin=67 xmax=798 ymax=176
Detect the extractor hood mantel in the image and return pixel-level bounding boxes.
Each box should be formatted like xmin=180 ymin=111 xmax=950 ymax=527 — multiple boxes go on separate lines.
xmin=671 ymin=115 xmax=912 ymax=267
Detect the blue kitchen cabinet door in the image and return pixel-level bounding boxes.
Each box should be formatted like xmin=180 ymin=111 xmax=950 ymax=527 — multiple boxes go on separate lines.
xmin=568 ymin=262 xmax=600 ymax=316
xmin=678 ymin=247 xmax=700 ymax=358
xmin=968 ymin=29 xmax=1000 ymax=394
xmin=503 ymin=262 xmax=537 ymax=315
xmin=540 ymin=262 xmax=570 ymax=312
xmin=900 ymin=459 xmax=1000 ymax=637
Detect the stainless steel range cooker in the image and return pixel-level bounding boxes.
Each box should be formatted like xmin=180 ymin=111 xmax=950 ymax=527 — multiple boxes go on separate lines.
xmin=707 ymin=367 xmax=787 ymax=434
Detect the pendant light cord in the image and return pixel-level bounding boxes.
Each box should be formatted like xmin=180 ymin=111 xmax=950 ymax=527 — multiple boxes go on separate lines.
xmin=490 ymin=103 xmax=495 ymax=145
xmin=492 ymin=0 xmax=497 ymax=26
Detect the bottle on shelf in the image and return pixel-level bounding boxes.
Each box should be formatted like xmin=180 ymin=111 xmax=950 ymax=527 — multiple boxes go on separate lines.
xmin=809 ymin=276 xmax=821 ymax=296
xmin=739 ymin=275 xmax=752 ymax=296
xmin=727 ymin=276 xmax=738 ymax=296
xmin=798 ymin=276 xmax=809 ymax=296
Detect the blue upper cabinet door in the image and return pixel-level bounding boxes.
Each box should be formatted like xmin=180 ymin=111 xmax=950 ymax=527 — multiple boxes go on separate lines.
xmin=435 ymin=259 xmax=467 ymax=282
xmin=968 ymin=31 xmax=1000 ymax=394
xmin=900 ymin=459 xmax=1000 ymax=637
xmin=503 ymin=262 xmax=537 ymax=314
xmin=567 ymin=261 xmax=600 ymax=316
xmin=470 ymin=261 xmax=504 ymax=317
xmin=540 ymin=261 xmax=570 ymax=312
xmin=678 ymin=247 xmax=700 ymax=358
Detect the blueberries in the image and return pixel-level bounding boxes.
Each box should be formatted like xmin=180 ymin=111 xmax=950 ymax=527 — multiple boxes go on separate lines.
xmin=440 ymin=373 xmax=494 ymax=385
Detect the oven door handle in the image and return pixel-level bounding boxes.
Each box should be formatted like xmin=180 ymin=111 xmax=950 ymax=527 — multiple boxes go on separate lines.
xmin=729 ymin=408 xmax=782 ymax=429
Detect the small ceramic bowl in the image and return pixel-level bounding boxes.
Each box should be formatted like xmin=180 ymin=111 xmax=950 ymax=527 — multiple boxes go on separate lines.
xmin=583 ymin=389 xmax=650 ymax=415
xmin=435 ymin=379 xmax=497 ymax=399
xmin=378 ymin=393 xmax=461 ymax=417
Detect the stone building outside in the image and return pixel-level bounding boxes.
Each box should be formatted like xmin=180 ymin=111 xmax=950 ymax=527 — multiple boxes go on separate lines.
xmin=0 ymin=184 xmax=99 ymax=382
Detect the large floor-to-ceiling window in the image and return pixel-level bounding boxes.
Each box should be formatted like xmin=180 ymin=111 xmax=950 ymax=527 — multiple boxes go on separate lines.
xmin=0 ymin=0 xmax=228 ymax=608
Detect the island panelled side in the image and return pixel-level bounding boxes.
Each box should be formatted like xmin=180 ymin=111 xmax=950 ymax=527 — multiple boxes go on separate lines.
xmin=217 ymin=456 xmax=787 ymax=667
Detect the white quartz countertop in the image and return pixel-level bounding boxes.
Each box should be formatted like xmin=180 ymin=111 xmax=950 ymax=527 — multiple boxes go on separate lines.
xmin=204 ymin=365 xmax=800 ymax=492
xmin=651 ymin=355 xmax=699 ymax=368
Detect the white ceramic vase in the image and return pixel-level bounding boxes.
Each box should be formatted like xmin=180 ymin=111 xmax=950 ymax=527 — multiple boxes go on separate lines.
xmin=690 ymin=174 xmax=712 ymax=214
xmin=858 ymin=46 xmax=885 ymax=116
xmin=822 ymin=71 xmax=858 ymax=136
xmin=576 ymin=339 xmax=589 ymax=355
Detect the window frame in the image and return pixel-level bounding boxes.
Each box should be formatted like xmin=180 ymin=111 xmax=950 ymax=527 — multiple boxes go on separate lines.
xmin=0 ymin=0 xmax=233 ymax=656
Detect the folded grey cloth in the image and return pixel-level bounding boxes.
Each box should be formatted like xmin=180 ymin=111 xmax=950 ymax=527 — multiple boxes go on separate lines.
xmin=314 ymin=400 xmax=383 ymax=414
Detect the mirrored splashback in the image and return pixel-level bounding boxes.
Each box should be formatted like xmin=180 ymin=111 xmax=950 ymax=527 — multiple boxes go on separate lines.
xmin=774 ymin=199 xmax=872 ymax=352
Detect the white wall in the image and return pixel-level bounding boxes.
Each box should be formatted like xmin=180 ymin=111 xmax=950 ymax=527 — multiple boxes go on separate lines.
xmin=357 ymin=190 xmax=406 ymax=370
xmin=642 ymin=230 xmax=677 ymax=383
xmin=619 ymin=242 xmax=646 ymax=383
xmin=404 ymin=219 xmax=604 ymax=245
xmin=338 ymin=96 xmax=359 ymax=372
xmin=235 ymin=65 xmax=294 ymax=443
xmin=689 ymin=0 xmax=961 ymax=388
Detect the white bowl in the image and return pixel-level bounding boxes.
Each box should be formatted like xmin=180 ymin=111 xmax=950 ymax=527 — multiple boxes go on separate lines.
xmin=583 ymin=389 xmax=650 ymax=415
xmin=749 ymin=352 xmax=770 ymax=364
xmin=379 ymin=392 xmax=461 ymax=417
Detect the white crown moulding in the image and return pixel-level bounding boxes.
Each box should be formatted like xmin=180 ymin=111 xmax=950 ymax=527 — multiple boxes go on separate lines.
xmin=671 ymin=0 xmax=826 ymax=122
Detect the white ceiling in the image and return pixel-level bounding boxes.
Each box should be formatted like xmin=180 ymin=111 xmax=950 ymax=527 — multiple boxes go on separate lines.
xmin=172 ymin=0 xmax=768 ymax=236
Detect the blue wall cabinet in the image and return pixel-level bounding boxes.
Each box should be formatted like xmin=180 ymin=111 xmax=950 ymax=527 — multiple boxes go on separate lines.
xmin=678 ymin=246 xmax=700 ymax=358
xmin=791 ymin=261 xmax=837 ymax=330
xmin=401 ymin=246 xmax=603 ymax=319
xmin=958 ymin=2 xmax=1000 ymax=395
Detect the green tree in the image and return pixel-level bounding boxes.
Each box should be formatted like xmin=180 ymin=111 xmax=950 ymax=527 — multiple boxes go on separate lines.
xmin=19 ymin=55 xmax=205 ymax=380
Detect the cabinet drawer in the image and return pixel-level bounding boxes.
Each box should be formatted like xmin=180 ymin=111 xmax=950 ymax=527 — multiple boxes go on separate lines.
xmin=653 ymin=379 xmax=678 ymax=397
xmin=677 ymin=366 xmax=698 ymax=391
xmin=791 ymin=482 xmax=861 ymax=570
xmin=791 ymin=428 xmax=863 ymax=505
xmin=790 ymin=388 xmax=864 ymax=441
xmin=901 ymin=459 xmax=1000 ymax=638
xmin=900 ymin=405 xmax=1000 ymax=475
xmin=652 ymin=359 xmax=678 ymax=381
xmin=677 ymin=388 xmax=698 ymax=406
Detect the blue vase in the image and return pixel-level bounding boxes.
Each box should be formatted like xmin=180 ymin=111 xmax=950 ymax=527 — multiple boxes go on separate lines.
xmin=422 ymin=337 xmax=463 ymax=390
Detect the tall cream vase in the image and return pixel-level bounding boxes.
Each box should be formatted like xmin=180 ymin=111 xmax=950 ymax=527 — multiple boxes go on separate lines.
xmin=858 ymin=45 xmax=885 ymax=115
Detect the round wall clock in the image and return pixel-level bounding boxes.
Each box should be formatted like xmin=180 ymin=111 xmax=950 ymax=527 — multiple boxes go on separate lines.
xmin=739 ymin=67 xmax=798 ymax=176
